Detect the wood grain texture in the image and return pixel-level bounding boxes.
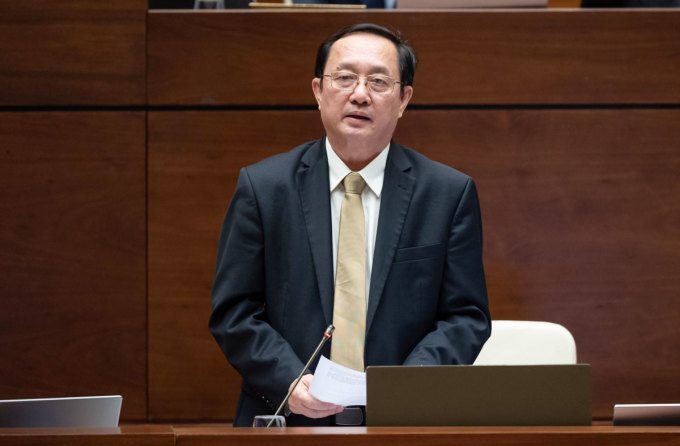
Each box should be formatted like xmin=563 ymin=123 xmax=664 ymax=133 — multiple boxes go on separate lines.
xmin=147 ymin=10 xmax=680 ymax=106
xmin=0 ymin=0 xmax=146 ymax=106
xmin=147 ymin=111 xmax=324 ymax=420
xmin=147 ymin=108 xmax=680 ymax=421
xmin=2 ymin=425 xmax=680 ymax=446
xmin=0 ymin=112 xmax=147 ymax=420
xmin=549 ymin=0 xmax=582 ymax=6
xmin=0 ymin=425 xmax=174 ymax=446
xmin=173 ymin=425 xmax=680 ymax=446
xmin=396 ymin=108 xmax=680 ymax=419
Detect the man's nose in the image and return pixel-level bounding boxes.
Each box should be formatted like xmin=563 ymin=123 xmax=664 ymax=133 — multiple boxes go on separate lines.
xmin=349 ymin=79 xmax=371 ymax=103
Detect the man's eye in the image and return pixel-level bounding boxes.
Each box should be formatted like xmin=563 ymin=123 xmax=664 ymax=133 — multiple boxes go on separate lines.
xmin=371 ymin=78 xmax=388 ymax=86
xmin=337 ymin=75 xmax=355 ymax=82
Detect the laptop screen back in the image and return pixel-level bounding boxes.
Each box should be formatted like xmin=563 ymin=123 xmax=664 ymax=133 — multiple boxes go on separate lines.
xmin=0 ymin=395 xmax=122 ymax=428
xmin=366 ymin=364 xmax=590 ymax=426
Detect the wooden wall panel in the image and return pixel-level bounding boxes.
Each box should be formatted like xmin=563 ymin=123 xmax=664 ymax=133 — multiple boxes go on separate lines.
xmin=394 ymin=108 xmax=680 ymax=419
xmin=147 ymin=108 xmax=680 ymax=420
xmin=0 ymin=0 xmax=146 ymax=106
xmin=147 ymin=10 xmax=680 ymax=106
xmin=3 ymin=5 xmax=671 ymax=425
xmin=147 ymin=111 xmax=324 ymax=420
xmin=0 ymin=112 xmax=147 ymax=420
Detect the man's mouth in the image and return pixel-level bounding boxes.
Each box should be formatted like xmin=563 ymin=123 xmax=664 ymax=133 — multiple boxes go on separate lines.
xmin=345 ymin=113 xmax=371 ymax=121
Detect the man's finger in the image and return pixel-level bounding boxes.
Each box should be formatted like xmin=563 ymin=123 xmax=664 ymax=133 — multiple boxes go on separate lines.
xmin=287 ymin=374 xmax=343 ymax=418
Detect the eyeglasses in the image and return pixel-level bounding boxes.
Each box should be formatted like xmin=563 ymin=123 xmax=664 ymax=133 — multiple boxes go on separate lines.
xmin=322 ymin=71 xmax=401 ymax=94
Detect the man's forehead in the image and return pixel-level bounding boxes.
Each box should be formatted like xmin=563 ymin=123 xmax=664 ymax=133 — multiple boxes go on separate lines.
xmin=331 ymin=32 xmax=398 ymax=54
xmin=327 ymin=32 xmax=399 ymax=72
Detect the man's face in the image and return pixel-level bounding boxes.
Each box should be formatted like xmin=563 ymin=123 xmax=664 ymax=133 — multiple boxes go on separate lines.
xmin=312 ymin=33 xmax=413 ymax=154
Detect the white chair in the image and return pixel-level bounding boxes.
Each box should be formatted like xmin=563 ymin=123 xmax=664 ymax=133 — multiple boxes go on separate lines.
xmin=473 ymin=320 xmax=577 ymax=365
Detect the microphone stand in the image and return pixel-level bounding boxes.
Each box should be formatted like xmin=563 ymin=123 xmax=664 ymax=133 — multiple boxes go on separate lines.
xmin=266 ymin=324 xmax=335 ymax=427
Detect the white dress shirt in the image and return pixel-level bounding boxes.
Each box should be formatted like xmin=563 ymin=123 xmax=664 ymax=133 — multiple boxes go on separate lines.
xmin=326 ymin=139 xmax=389 ymax=303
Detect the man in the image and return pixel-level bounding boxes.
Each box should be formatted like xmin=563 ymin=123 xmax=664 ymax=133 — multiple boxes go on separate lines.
xmin=210 ymin=23 xmax=491 ymax=427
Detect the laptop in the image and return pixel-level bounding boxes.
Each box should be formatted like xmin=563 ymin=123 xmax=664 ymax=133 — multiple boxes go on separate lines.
xmin=0 ymin=395 xmax=122 ymax=428
xmin=614 ymin=404 xmax=680 ymax=426
xmin=366 ymin=364 xmax=591 ymax=426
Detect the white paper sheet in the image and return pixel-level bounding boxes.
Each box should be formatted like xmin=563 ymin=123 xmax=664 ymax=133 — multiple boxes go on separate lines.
xmin=309 ymin=356 xmax=366 ymax=406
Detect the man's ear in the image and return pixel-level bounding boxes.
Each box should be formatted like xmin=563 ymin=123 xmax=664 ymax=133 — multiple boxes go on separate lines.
xmin=312 ymin=77 xmax=323 ymax=108
xmin=398 ymin=85 xmax=413 ymax=118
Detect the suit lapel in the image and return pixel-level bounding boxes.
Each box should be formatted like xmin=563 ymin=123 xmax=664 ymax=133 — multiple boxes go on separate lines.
xmin=366 ymin=143 xmax=415 ymax=333
xmin=296 ymin=139 xmax=334 ymax=326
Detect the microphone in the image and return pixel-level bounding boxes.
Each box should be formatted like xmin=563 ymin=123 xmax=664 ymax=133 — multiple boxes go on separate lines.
xmin=267 ymin=324 xmax=335 ymax=427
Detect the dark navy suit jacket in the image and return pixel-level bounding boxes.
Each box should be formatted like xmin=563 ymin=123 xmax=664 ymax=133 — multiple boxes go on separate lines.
xmin=209 ymin=139 xmax=491 ymax=426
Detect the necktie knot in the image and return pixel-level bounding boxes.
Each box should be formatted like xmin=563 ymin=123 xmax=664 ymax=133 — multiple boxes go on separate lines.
xmin=343 ymin=172 xmax=366 ymax=195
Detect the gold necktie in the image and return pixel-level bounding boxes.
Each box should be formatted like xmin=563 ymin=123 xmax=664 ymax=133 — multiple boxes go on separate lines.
xmin=331 ymin=172 xmax=367 ymax=372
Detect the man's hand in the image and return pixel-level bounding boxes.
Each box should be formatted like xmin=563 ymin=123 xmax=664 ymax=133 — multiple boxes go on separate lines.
xmin=287 ymin=374 xmax=344 ymax=419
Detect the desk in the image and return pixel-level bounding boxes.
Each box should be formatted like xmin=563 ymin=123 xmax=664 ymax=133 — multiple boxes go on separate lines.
xmin=0 ymin=425 xmax=174 ymax=446
xmin=173 ymin=426 xmax=680 ymax=446
xmin=4 ymin=425 xmax=677 ymax=446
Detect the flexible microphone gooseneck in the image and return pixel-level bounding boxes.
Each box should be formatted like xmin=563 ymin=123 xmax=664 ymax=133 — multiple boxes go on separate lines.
xmin=266 ymin=324 xmax=335 ymax=427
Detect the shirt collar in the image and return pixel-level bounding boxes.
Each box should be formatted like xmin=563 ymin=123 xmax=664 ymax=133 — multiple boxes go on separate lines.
xmin=326 ymin=138 xmax=389 ymax=198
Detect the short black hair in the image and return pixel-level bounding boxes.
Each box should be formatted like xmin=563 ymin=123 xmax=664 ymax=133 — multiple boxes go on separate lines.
xmin=314 ymin=23 xmax=417 ymax=94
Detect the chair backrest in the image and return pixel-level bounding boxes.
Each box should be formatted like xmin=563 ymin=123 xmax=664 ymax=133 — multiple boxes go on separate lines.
xmin=473 ymin=320 xmax=577 ymax=365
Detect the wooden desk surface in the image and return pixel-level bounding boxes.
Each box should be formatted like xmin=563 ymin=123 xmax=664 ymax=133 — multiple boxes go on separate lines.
xmin=1 ymin=424 xmax=679 ymax=446
xmin=173 ymin=425 xmax=680 ymax=446
xmin=0 ymin=425 xmax=174 ymax=446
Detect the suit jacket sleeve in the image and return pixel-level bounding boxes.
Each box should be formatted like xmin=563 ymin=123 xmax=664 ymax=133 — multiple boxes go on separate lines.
xmin=402 ymin=177 xmax=491 ymax=365
xmin=209 ymin=167 xmax=305 ymax=410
